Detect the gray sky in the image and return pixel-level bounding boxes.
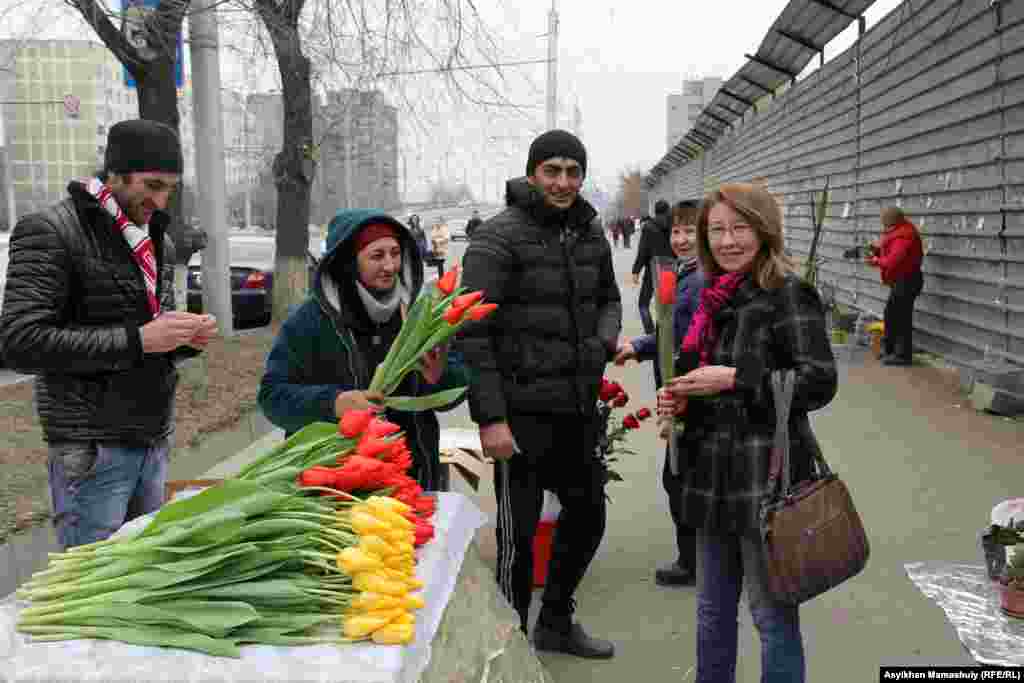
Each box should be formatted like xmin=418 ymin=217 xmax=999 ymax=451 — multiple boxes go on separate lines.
xmin=1 ymin=0 xmax=907 ymax=203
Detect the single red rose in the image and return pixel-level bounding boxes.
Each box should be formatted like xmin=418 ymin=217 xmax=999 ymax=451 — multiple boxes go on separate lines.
xmin=658 ymin=270 xmax=678 ymax=306
xmin=437 ymin=267 xmax=459 ymax=295
xmin=339 ymin=408 xmax=375 ymax=438
xmin=623 ymin=414 xmax=640 ymax=429
xmin=613 ymin=392 xmax=629 ymax=408
xmin=464 ymin=302 xmax=498 ymax=322
xmin=636 ymin=407 xmax=652 ymax=420
xmin=598 ymin=379 xmax=619 ymax=403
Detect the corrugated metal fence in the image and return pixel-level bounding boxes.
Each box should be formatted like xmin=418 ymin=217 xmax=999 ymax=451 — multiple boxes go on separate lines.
xmin=648 ymin=0 xmax=1024 ymax=370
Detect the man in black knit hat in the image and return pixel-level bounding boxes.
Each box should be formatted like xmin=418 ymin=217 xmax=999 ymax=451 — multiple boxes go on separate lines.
xmin=0 ymin=119 xmax=218 ymax=550
xmin=458 ymin=129 xmax=622 ymax=658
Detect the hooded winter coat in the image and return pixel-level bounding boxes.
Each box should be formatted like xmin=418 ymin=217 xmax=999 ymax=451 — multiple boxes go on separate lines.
xmin=457 ymin=177 xmax=622 ymax=424
xmin=257 ymin=208 xmax=468 ymax=490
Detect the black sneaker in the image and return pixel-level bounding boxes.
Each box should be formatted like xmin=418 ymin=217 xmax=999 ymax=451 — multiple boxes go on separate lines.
xmin=533 ymin=602 xmax=615 ymax=659
xmin=882 ymin=356 xmax=912 ymax=366
xmin=655 ymin=561 xmax=696 ymax=587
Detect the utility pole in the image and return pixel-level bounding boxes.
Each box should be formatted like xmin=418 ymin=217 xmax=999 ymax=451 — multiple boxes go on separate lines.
xmin=242 ymin=97 xmax=252 ymax=229
xmin=546 ymin=0 xmax=559 ymax=131
xmin=190 ymin=0 xmax=234 ymax=336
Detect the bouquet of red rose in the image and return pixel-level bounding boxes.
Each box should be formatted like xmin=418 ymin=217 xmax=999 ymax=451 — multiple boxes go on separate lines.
xmin=595 ymin=378 xmax=652 ymax=497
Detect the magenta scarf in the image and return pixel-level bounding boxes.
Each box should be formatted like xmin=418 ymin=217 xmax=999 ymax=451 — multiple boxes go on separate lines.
xmin=681 ymin=271 xmax=747 ymax=366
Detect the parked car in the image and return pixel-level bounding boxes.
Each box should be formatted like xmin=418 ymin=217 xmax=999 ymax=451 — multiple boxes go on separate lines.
xmin=187 ymin=235 xmax=324 ymax=328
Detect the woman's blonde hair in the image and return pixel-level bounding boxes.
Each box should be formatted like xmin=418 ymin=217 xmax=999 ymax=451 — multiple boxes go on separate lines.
xmin=696 ymin=183 xmax=793 ymax=290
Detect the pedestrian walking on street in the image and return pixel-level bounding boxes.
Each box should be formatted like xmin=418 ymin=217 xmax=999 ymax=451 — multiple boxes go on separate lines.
xmin=867 ymin=206 xmax=924 ymax=366
xmin=658 ymin=183 xmax=837 ymax=683
xmin=621 ymin=214 xmax=636 ymax=248
xmin=0 ymin=120 xmax=219 ymax=550
xmin=632 ymin=200 xmax=675 ymax=334
xmin=465 ymin=210 xmax=483 ymax=240
xmin=610 ymin=217 xmax=622 ymax=248
xmin=258 ymin=210 xmax=467 ymax=491
xmin=458 ymin=129 xmax=622 ymax=659
xmin=615 ymin=200 xmax=702 ymax=588
xmin=407 ymin=214 xmax=430 ymax=260
xmin=427 ymin=216 xmax=450 ymax=279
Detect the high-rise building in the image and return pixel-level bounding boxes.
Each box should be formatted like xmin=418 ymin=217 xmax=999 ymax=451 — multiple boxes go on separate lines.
xmin=666 ymin=76 xmax=723 ymax=151
xmin=314 ymin=89 xmax=399 ymax=222
xmin=0 ymin=40 xmax=138 ymax=218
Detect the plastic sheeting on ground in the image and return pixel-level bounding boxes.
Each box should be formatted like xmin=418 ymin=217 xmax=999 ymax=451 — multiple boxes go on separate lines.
xmin=905 ymin=561 xmax=1024 ymax=667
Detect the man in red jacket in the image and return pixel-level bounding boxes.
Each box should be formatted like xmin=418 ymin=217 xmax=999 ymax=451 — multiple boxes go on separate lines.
xmin=867 ymin=207 xmax=924 ymax=366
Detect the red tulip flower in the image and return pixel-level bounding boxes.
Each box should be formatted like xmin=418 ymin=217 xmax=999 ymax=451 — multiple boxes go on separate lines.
xmin=334 ymin=455 xmax=400 ymax=492
xmin=364 ymin=417 xmax=402 ymax=439
xmin=357 ymin=436 xmax=395 ymax=460
xmin=297 ymin=466 xmax=337 ymax=489
xmin=658 ymin=270 xmax=678 ymax=306
xmin=451 ymin=290 xmax=484 ymax=311
xmin=339 ymin=408 xmax=375 ymax=438
xmin=623 ymin=414 xmax=640 ymax=430
xmin=437 ymin=267 xmax=459 ymax=295
xmin=464 ymin=302 xmax=498 ymax=321
xmin=637 ymin=407 xmax=652 ymax=421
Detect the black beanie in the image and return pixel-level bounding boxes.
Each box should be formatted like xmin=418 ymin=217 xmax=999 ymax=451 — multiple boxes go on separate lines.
xmin=526 ymin=129 xmax=587 ymax=178
xmin=105 ymin=119 xmax=184 ymax=175
xmin=654 ymin=199 xmax=670 ymax=215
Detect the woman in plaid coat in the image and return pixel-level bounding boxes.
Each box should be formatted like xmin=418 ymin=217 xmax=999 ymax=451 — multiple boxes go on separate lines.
xmin=658 ymin=183 xmax=837 ymax=683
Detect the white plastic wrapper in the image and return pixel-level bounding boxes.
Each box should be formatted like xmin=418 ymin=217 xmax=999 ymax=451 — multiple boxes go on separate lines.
xmin=905 ymin=561 xmax=1024 ymax=667
xmin=0 ymin=493 xmax=487 ymax=683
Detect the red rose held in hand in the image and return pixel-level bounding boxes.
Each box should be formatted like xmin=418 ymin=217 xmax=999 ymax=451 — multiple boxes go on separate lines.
xmin=613 ymin=392 xmax=629 ymax=407
xmin=623 ymin=414 xmax=640 ymax=429
xmin=636 ymin=407 xmax=652 ymax=420
xmin=598 ymin=379 xmax=619 ymax=403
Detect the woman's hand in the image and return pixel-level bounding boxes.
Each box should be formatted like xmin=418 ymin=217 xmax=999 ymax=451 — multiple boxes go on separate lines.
xmin=657 ymin=387 xmax=688 ymax=418
xmin=613 ymin=341 xmax=637 ymax=366
xmin=420 ymin=344 xmax=448 ymax=385
xmin=667 ymin=365 xmax=737 ymax=398
xmin=334 ymin=390 xmax=384 ymax=418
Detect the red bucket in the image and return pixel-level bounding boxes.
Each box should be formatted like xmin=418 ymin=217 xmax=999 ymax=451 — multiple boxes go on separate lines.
xmin=532 ymin=520 xmax=557 ymax=587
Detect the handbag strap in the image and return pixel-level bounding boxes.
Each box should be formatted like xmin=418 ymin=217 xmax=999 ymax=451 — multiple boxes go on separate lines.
xmin=767 ymin=370 xmax=796 ymax=498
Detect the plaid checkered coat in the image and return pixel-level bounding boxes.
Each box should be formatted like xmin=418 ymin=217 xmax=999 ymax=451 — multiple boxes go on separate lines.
xmin=678 ymin=273 xmax=838 ymax=534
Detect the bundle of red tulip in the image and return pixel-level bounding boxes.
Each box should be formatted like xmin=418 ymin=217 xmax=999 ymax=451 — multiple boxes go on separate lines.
xmin=295 ymin=409 xmax=437 ymax=548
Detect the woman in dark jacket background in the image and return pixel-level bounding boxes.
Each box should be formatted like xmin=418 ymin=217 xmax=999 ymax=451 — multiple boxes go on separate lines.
xmin=658 ymin=183 xmax=837 ymax=682
xmin=615 ymin=199 xmax=703 ymax=587
xmin=258 ymin=209 xmax=467 ymax=491
xmin=868 ymin=206 xmax=924 ymax=366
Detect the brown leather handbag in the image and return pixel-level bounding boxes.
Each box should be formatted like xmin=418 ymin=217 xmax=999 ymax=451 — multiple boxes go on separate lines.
xmin=759 ymin=370 xmax=870 ymax=605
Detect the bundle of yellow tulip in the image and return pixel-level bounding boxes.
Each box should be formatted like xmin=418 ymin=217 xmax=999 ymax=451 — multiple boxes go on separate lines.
xmin=336 ymin=497 xmax=426 ymax=645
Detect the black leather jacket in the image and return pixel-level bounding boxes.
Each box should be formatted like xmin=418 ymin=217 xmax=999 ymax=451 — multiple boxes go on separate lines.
xmin=0 ymin=182 xmax=199 ymax=445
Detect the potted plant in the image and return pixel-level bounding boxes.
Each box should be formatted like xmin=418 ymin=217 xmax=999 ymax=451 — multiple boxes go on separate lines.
xmin=983 ymin=519 xmax=1024 ymax=617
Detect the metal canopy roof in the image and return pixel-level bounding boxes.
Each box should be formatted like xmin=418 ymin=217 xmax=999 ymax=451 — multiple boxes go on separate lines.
xmin=646 ymin=0 xmax=876 ymax=189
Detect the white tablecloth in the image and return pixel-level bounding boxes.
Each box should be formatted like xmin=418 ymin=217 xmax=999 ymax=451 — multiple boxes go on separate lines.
xmin=0 ymin=492 xmax=488 ymax=683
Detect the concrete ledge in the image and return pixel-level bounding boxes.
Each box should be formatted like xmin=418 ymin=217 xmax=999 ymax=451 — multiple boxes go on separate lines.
xmin=202 ymin=427 xmax=285 ymax=479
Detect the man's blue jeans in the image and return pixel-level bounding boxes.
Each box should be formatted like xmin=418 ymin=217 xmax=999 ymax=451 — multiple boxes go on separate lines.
xmin=696 ymin=529 xmax=805 ymax=683
xmin=47 ymin=438 xmax=169 ymax=549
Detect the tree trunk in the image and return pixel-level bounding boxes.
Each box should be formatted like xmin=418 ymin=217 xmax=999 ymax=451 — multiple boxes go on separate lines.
xmin=268 ymin=42 xmax=314 ymax=325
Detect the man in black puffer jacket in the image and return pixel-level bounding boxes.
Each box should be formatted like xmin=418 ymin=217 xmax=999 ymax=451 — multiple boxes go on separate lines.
xmin=632 ymin=199 xmax=674 ymax=334
xmin=0 ymin=120 xmax=218 ymax=550
xmin=459 ymin=129 xmax=622 ymax=659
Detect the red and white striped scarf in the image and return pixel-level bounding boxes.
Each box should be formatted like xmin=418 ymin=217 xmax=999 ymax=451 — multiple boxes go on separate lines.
xmin=83 ymin=177 xmax=161 ymax=318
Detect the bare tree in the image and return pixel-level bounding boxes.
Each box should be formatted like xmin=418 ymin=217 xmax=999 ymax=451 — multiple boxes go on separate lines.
xmin=62 ymin=0 xmax=197 ymax=262
xmin=236 ymin=0 xmax=522 ymax=324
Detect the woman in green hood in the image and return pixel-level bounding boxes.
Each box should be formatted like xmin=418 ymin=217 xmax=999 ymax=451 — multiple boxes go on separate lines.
xmin=257 ymin=209 xmax=468 ymax=490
